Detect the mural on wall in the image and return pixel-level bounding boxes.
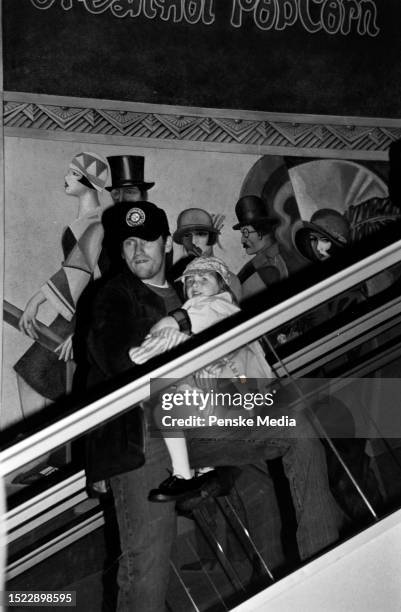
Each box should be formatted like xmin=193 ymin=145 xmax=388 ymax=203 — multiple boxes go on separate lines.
xmin=1 ymin=140 xmax=257 ymax=433
xmin=2 ymin=137 xmax=394 ymax=435
xmin=240 ymin=155 xmax=390 ymax=250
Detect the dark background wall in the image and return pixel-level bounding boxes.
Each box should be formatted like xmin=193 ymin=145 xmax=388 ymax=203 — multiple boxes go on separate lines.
xmin=3 ymin=0 xmax=401 ymax=117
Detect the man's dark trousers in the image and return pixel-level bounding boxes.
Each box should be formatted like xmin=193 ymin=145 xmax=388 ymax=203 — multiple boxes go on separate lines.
xmin=110 ymin=411 xmax=342 ymax=612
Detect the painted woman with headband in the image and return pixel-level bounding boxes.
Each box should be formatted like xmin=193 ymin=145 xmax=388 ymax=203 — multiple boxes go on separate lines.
xmin=15 ymin=152 xmax=110 ymax=416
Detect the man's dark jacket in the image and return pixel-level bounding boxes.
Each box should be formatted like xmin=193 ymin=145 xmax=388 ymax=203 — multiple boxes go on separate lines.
xmin=85 ymin=268 xmax=178 ymax=483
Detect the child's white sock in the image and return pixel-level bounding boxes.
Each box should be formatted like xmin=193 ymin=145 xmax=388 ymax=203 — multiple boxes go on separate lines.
xmin=163 ymin=436 xmax=193 ymax=479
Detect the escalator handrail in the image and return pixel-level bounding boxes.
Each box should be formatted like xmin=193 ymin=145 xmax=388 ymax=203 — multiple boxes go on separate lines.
xmin=1 ymin=239 xmax=400 ymax=477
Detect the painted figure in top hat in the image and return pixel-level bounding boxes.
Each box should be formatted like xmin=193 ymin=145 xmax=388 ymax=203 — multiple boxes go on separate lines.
xmin=107 ymin=155 xmax=155 ymax=204
xmin=233 ymin=195 xmax=306 ymax=300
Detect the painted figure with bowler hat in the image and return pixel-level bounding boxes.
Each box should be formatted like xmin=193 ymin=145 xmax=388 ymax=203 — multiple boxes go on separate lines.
xmin=233 ymin=195 xmax=306 ymax=300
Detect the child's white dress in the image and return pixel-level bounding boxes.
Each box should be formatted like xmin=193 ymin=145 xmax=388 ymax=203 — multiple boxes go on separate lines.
xmin=129 ymin=291 xmax=273 ymax=382
xmin=129 ymin=291 xmax=274 ymax=479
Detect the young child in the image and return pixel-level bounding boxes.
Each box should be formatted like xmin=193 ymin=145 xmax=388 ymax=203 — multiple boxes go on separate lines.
xmin=129 ymin=256 xmax=274 ymax=502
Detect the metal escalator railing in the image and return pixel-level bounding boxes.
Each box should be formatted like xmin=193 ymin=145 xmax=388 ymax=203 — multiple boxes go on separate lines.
xmin=7 ymin=510 xmax=104 ymax=582
xmin=1 ymin=238 xmax=401 ymax=478
xmin=6 ymin=471 xmax=87 ymax=543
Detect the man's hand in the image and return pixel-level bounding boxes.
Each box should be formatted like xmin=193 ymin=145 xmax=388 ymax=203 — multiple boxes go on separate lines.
xmin=19 ymin=290 xmax=46 ymax=339
xmin=55 ymin=334 xmax=74 ymax=361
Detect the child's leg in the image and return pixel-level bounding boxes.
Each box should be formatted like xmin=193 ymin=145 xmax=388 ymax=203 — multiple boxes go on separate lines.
xmin=163 ymin=435 xmax=192 ymax=479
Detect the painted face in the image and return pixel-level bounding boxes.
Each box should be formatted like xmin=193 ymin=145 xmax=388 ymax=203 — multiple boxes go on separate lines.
xmin=310 ymin=233 xmax=332 ymax=260
xmin=111 ymin=186 xmax=143 ymax=203
xmin=122 ymin=235 xmax=171 ymax=284
xmin=185 ymin=272 xmax=220 ymax=299
xmin=183 ymin=230 xmax=212 ymax=256
xmin=64 ymin=167 xmax=88 ymax=196
xmin=240 ymin=225 xmax=270 ymax=256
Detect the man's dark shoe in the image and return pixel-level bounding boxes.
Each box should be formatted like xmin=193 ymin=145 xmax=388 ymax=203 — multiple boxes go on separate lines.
xmin=176 ymin=467 xmax=241 ymax=512
xmin=149 ymin=472 xmax=219 ymax=503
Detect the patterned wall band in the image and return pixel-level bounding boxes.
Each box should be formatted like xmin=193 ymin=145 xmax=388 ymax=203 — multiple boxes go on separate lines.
xmin=4 ymin=93 xmax=401 ymax=156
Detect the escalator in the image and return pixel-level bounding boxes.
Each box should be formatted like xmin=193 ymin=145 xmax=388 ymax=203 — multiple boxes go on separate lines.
xmin=2 ymin=239 xmax=401 ymax=611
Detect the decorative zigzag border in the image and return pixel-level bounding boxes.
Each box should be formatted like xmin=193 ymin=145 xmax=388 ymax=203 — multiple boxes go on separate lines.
xmin=4 ymin=93 xmax=401 ymax=157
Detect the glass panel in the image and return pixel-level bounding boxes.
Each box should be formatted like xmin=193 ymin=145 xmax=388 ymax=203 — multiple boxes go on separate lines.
xmin=266 ymin=260 xmax=401 ymax=356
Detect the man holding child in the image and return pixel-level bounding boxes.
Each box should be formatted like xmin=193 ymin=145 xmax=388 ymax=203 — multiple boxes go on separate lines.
xmin=85 ymin=200 xmax=343 ymax=612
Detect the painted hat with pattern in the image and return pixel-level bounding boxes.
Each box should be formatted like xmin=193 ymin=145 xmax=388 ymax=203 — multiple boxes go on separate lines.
xmin=69 ymin=152 xmax=109 ymax=192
